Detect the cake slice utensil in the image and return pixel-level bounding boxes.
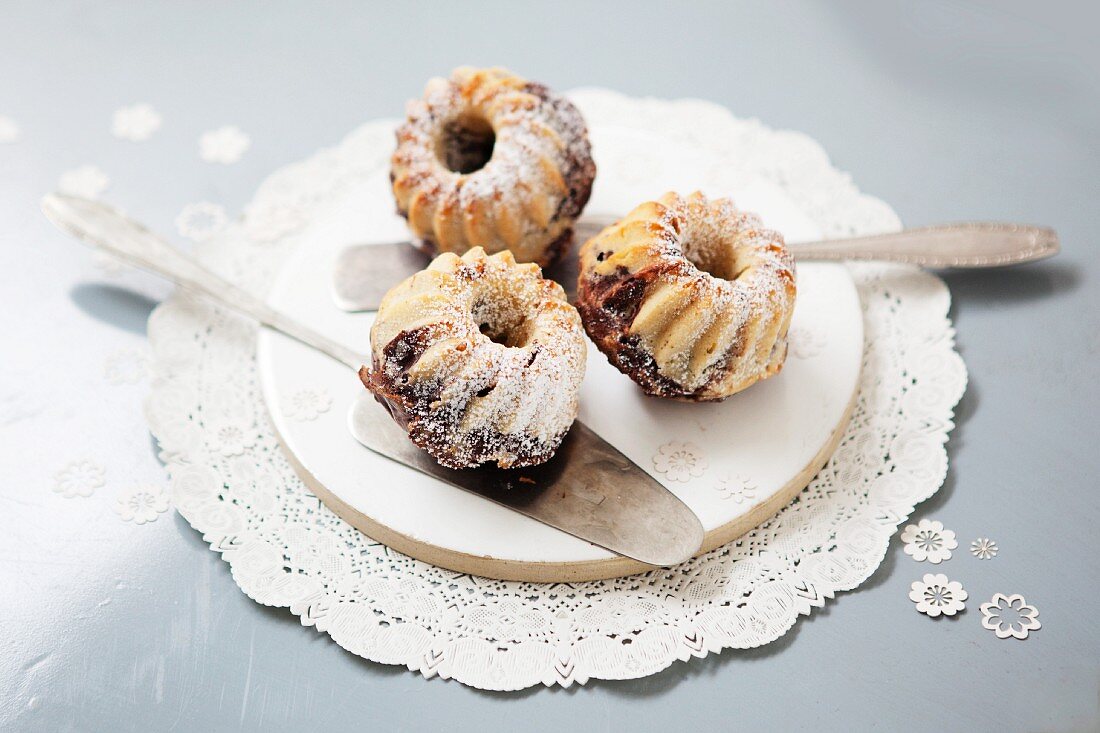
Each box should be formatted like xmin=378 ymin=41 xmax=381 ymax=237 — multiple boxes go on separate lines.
xmin=41 ymin=192 xmax=705 ymax=568
xmin=347 ymin=393 xmax=703 ymax=567
xmin=332 ymin=217 xmax=1060 ymax=312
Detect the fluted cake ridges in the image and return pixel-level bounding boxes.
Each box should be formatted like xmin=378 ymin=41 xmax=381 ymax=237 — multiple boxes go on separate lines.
xmin=363 ymin=247 xmax=587 ymax=469
xmin=577 ymin=192 xmax=797 ymax=401
xmin=391 ymin=67 xmax=596 ymax=267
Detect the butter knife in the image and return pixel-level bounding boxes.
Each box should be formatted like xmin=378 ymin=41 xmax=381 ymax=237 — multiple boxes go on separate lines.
xmin=41 ymin=192 xmax=705 ymax=567
xmin=332 ymin=217 xmax=1060 ymax=312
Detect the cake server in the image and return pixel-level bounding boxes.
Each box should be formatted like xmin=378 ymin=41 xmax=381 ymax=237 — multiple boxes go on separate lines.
xmin=347 ymin=393 xmax=702 ymax=566
xmin=331 ymin=217 xmax=1060 ymax=312
xmin=41 ymin=192 xmax=705 ymax=567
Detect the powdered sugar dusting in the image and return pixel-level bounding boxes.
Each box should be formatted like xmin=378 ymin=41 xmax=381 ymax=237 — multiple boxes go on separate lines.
xmin=580 ymin=192 xmax=796 ymax=399
xmin=368 ymin=247 xmax=586 ymax=469
xmin=391 ymin=67 xmax=595 ymax=266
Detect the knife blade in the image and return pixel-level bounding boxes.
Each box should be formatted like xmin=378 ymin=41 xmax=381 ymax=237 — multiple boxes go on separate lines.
xmin=332 ymin=217 xmax=613 ymax=312
xmin=348 ymin=392 xmax=705 ymax=567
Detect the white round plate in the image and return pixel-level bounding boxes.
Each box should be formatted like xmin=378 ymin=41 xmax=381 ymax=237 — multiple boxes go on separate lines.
xmin=256 ymin=124 xmax=863 ymax=581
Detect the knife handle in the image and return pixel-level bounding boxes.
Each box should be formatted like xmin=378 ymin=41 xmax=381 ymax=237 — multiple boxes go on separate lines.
xmin=42 ymin=193 xmax=364 ymax=369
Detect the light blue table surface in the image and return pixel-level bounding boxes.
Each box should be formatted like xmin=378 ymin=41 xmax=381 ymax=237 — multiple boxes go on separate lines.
xmin=1 ymin=2 xmax=1097 ymax=730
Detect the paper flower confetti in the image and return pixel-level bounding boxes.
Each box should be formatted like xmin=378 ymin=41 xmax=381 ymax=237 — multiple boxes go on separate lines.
xmin=652 ymin=441 xmax=707 ymax=483
xmin=713 ymin=474 xmax=757 ymax=504
xmin=970 ymin=537 xmax=998 ymax=560
xmin=114 ymin=484 xmax=171 ymax=524
xmin=0 ymin=115 xmax=19 ymax=143
xmin=980 ymin=593 xmax=1040 ymax=639
xmin=175 ymin=201 xmax=228 ymax=242
xmin=900 ymin=519 xmax=957 ymax=563
xmin=53 ymin=459 xmax=105 ymax=498
xmin=199 ymin=125 xmax=250 ymax=164
xmin=909 ymin=573 xmax=967 ymax=617
xmin=58 ymin=165 xmax=110 ymax=199
xmin=104 ymin=347 xmax=150 ymax=385
xmin=284 ymin=388 xmax=333 ymax=422
xmin=111 ymin=103 xmax=162 ymax=141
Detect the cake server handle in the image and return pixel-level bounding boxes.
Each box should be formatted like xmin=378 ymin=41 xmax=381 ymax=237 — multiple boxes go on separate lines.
xmin=41 ymin=193 xmax=364 ymax=370
xmin=581 ymin=215 xmax=1059 ymax=268
xmin=785 ymin=222 xmax=1059 ymax=268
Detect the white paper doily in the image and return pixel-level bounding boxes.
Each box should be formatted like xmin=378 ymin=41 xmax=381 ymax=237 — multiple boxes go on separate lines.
xmin=147 ymin=89 xmax=967 ymax=690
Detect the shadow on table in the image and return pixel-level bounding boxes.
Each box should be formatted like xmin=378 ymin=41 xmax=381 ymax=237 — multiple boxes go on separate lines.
xmin=70 ymin=283 xmax=158 ymax=336
xmin=941 ymin=261 xmax=1082 ymax=311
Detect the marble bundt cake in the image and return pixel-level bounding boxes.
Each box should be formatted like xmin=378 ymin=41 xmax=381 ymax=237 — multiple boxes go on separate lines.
xmin=576 ymin=192 xmax=797 ymax=401
xmin=362 ymin=247 xmax=587 ymax=469
xmin=390 ymin=66 xmax=596 ymax=267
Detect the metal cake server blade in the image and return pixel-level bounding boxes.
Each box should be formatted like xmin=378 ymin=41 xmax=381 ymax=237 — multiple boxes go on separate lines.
xmin=348 ymin=393 xmax=704 ymax=567
xmin=332 ymin=219 xmax=1059 ymax=312
xmin=332 ymin=240 xmax=433 ymax=312
xmin=332 ymin=216 xmax=615 ymax=312
xmin=42 ymin=193 xmax=704 ymax=567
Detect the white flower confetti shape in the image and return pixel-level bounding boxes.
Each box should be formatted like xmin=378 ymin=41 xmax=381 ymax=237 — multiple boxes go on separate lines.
xmin=53 ymin=459 xmax=105 ymax=498
xmin=970 ymin=537 xmax=998 ymax=560
xmin=58 ymin=165 xmax=110 ymax=199
xmin=788 ymin=325 xmax=826 ymax=359
xmin=652 ymin=441 xmax=707 ymax=483
xmin=713 ymin=474 xmax=757 ymax=504
xmin=909 ymin=573 xmax=967 ymax=617
xmin=175 ymin=201 xmax=228 ymax=242
xmin=284 ymin=388 xmax=332 ymax=422
xmin=114 ymin=484 xmax=171 ymax=524
xmin=104 ymin=347 xmax=150 ymax=385
xmin=980 ymin=593 xmax=1040 ymax=639
xmin=207 ymin=418 xmax=257 ymax=456
xmin=900 ymin=518 xmax=957 ymax=563
xmin=0 ymin=115 xmax=19 ymax=143
xmin=111 ymin=103 xmax=162 ymax=141
xmin=199 ymin=125 xmax=250 ymax=164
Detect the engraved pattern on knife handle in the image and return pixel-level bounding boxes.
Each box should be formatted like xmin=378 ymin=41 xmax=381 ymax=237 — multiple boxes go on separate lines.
xmin=789 ymin=222 xmax=1060 ymax=268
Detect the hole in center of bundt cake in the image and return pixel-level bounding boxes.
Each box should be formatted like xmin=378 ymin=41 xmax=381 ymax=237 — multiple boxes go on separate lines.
xmin=478 ymin=320 xmax=531 ymax=349
xmin=473 ymin=293 xmax=533 ymax=350
xmin=438 ymin=113 xmax=495 ymax=174
xmin=681 ymin=235 xmax=743 ymax=282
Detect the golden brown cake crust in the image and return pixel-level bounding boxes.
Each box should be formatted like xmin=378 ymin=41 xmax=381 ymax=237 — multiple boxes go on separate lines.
xmin=576 ymin=192 xmax=797 ymax=402
xmin=364 ymin=247 xmax=586 ymax=469
xmin=390 ymin=67 xmax=596 ymax=268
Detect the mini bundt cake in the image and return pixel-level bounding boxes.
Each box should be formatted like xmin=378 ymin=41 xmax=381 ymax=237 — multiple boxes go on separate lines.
xmin=576 ymin=192 xmax=797 ymax=402
xmin=362 ymin=247 xmax=587 ymax=469
xmin=390 ymin=66 xmax=596 ymax=268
